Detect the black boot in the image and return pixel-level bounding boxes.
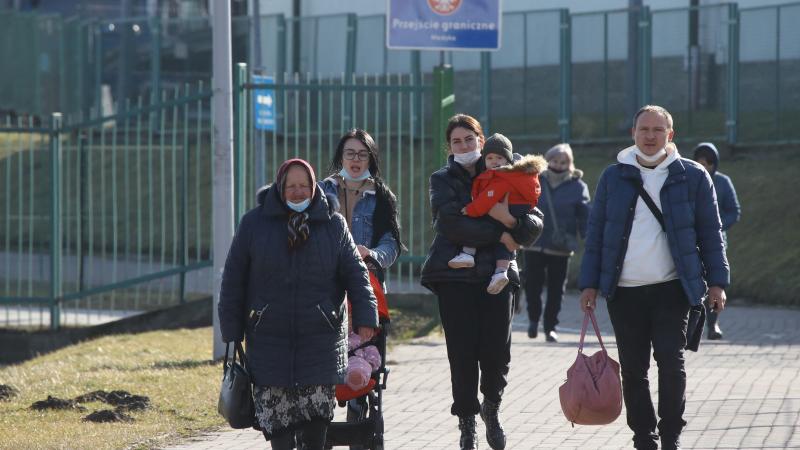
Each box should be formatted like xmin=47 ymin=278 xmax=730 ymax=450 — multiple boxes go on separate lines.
xmin=527 ymin=322 xmax=538 ymax=339
xmin=480 ymin=399 xmax=506 ymax=449
xmin=458 ymin=415 xmax=478 ymax=450
xmin=707 ymin=308 xmax=723 ymax=340
xmin=661 ymin=434 xmax=682 ymax=450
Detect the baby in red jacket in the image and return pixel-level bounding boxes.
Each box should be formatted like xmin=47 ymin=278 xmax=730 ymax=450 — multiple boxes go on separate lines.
xmin=448 ymin=133 xmax=546 ymax=294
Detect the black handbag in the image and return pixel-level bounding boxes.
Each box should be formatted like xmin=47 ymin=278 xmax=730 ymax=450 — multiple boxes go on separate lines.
xmin=218 ymin=341 xmax=256 ymax=429
xmin=685 ymin=304 xmax=706 ymax=352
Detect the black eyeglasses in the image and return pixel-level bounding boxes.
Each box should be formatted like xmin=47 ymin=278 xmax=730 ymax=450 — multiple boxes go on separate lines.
xmin=343 ymin=150 xmax=370 ymax=161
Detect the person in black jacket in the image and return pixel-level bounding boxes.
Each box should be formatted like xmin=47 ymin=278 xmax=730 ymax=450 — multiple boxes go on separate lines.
xmin=420 ymin=114 xmax=544 ymax=450
xmin=218 ymin=158 xmax=379 ymax=450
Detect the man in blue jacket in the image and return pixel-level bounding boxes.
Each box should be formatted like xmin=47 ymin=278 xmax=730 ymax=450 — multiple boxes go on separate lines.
xmin=578 ymin=105 xmax=729 ymax=450
xmin=693 ymin=142 xmax=741 ymax=340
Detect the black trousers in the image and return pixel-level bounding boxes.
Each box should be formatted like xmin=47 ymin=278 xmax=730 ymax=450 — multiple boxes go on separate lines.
xmin=436 ymin=282 xmax=514 ymax=417
xmin=607 ymin=280 xmax=690 ymax=449
xmin=265 ymin=419 xmax=328 ymax=450
xmin=523 ymin=250 xmax=569 ymax=332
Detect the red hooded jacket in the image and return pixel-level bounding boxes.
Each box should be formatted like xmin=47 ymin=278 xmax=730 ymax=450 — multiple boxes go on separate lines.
xmin=464 ymin=154 xmax=546 ymax=218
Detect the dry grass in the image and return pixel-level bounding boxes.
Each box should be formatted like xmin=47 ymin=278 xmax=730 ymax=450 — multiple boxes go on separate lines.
xmin=0 ymin=306 xmax=436 ymax=449
xmin=0 ymin=327 xmax=224 ymax=450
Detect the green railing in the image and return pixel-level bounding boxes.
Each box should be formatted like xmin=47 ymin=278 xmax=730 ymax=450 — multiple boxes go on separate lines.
xmin=233 ymin=63 xmax=452 ymax=292
xmin=0 ymin=85 xmax=213 ymax=330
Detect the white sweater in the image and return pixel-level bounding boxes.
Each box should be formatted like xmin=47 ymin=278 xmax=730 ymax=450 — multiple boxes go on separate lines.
xmin=616 ymin=145 xmax=679 ymax=287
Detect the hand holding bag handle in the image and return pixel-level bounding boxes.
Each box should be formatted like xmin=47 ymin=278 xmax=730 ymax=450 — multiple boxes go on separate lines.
xmin=218 ymin=341 xmax=256 ymax=429
xmin=578 ymin=309 xmax=608 ymax=359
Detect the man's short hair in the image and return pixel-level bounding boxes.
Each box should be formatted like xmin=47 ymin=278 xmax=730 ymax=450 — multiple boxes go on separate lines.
xmin=632 ymin=105 xmax=674 ymax=130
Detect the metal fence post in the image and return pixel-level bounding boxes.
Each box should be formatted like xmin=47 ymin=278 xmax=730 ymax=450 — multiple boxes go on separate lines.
xmin=94 ymin=21 xmax=102 ymax=117
xmin=412 ymin=50 xmax=422 ymax=137
xmin=726 ymin=3 xmax=739 ymax=145
xmin=480 ymin=51 xmax=492 ymax=134
xmin=50 ymin=113 xmax=63 ymax=330
xmin=638 ymin=6 xmax=652 ymax=106
xmin=234 ymin=63 xmax=248 ymax=224
xmin=432 ymin=65 xmax=454 ymax=168
xmin=558 ymin=9 xmax=571 ymax=143
xmin=150 ymin=16 xmax=161 ymax=103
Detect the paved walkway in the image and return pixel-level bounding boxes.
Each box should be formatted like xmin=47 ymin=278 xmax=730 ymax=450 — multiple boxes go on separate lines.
xmin=164 ymin=294 xmax=800 ymax=449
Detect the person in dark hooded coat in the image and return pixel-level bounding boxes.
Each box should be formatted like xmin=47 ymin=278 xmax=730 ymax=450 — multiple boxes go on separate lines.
xmin=693 ymin=142 xmax=741 ymax=340
xmin=218 ymin=158 xmax=379 ymax=450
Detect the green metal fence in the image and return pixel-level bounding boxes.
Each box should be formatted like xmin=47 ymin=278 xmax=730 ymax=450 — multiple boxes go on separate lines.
xmin=233 ymin=63 xmax=451 ymax=292
xmin=738 ymin=2 xmax=800 ymax=143
xmin=0 ymin=85 xmax=213 ymax=330
xmin=3 ymin=3 xmax=799 ymax=146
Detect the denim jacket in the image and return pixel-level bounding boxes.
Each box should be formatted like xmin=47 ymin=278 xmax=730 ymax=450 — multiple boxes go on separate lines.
xmin=320 ymin=177 xmax=399 ymax=270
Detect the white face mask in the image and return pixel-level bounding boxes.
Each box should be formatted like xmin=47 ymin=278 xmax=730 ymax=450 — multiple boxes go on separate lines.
xmin=634 ymin=146 xmax=667 ymax=163
xmin=286 ymin=198 xmax=311 ymax=212
xmin=339 ymin=168 xmax=371 ymax=182
xmin=453 ymin=150 xmax=481 ymax=166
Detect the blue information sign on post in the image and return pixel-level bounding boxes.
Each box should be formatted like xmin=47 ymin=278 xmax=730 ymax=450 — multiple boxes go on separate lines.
xmin=387 ymin=0 xmax=501 ymax=51
xmin=252 ymin=74 xmax=276 ymax=131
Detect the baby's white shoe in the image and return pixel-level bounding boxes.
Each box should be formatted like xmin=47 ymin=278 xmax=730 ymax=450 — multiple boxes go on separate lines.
xmin=448 ymin=252 xmax=475 ymax=269
xmin=487 ymin=271 xmax=509 ymax=294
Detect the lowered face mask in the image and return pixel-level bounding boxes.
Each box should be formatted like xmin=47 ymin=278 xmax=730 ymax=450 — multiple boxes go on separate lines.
xmin=339 ymin=168 xmax=371 ymax=182
xmin=634 ymin=145 xmax=667 ymax=164
xmin=286 ymin=198 xmax=311 ymax=212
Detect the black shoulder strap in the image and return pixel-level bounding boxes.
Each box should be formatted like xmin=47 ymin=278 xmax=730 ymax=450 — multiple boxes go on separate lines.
xmin=634 ymin=183 xmax=666 ymax=232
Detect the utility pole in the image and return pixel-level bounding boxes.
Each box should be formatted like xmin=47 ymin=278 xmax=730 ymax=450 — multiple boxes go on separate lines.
xmin=626 ymin=0 xmax=642 ymax=127
xmin=211 ymin=0 xmax=234 ymax=360
xmin=252 ymin=0 xmax=266 ymax=187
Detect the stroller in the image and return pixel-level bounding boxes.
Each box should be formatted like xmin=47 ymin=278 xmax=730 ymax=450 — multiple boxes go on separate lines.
xmin=325 ymin=271 xmax=391 ymax=450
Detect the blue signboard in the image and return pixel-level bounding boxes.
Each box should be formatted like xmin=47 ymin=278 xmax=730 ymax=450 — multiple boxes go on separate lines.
xmin=252 ymin=74 xmax=276 ymax=131
xmin=387 ymin=0 xmax=501 ymax=51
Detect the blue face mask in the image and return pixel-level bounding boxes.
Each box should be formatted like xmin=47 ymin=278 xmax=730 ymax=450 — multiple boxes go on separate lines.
xmin=286 ymin=198 xmax=311 ymax=212
xmin=339 ymin=168 xmax=371 ymax=182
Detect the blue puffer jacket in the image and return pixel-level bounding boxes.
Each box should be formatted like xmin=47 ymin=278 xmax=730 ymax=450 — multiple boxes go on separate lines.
xmin=693 ymin=142 xmax=741 ymax=231
xmin=578 ymin=153 xmax=730 ymax=305
xmin=218 ymin=185 xmax=378 ymax=388
xmin=530 ymin=169 xmax=590 ymax=254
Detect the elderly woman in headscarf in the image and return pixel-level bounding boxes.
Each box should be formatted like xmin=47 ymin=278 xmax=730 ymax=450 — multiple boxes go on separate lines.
xmin=522 ymin=143 xmax=590 ymax=343
xmin=218 ymin=158 xmax=379 ymax=450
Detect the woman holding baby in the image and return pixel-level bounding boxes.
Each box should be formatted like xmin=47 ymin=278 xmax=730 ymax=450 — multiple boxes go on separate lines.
xmin=420 ymin=114 xmax=544 ymax=450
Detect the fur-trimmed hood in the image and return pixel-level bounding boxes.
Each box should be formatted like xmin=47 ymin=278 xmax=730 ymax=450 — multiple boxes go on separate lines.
xmin=494 ymin=154 xmax=547 ymax=174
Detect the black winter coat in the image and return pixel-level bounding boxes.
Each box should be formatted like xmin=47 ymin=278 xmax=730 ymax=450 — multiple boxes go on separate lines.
xmin=421 ymin=155 xmax=545 ymax=293
xmin=218 ymin=185 xmax=379 ymax=388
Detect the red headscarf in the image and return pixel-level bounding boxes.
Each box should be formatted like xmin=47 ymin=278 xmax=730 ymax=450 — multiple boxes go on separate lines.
xmin=275 ymin=158 xmax=317 ymax=202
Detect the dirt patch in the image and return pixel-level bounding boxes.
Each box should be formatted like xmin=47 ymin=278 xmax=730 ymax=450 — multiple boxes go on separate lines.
xmin=73 ymin=390 xmax=150 ymax=411
xmin=83 ymin=409 xmax=134 ymax=423
xmin=0 ymin=384 xmax=18 ymax=401
xmin=30 ymin=396 xmax=87 ymax=412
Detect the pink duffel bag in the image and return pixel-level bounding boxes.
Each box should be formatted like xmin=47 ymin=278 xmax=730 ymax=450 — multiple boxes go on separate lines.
xmin=558 ymin=309 xmax=623 ymax=426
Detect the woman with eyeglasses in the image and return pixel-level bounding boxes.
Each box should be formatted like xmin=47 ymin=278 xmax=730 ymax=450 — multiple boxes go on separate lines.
xmin=320 ymin=129 xmax=404 ymax=290
xmin=218 ymin=158 xmax=379 ymax=449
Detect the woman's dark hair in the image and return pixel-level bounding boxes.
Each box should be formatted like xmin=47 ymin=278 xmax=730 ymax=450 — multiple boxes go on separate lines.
xmin=328 ymin=128 xmax=382 ymax=178
xmin=328 ymin=128 xmax=405 ymax=255
xmin=445 ymin=114 xmax=484 ymax=149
